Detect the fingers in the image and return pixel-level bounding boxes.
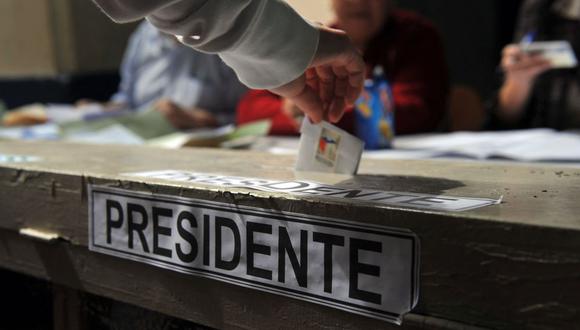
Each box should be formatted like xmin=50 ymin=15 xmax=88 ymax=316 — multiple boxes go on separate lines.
xmin=502 ymin=44 xmax=552 ymax=73
xmin=271 ymin=25 xmax=367 ymax=124
xmin=312 ymin=25 xmax=366 ymax=109
xmin=272 ymin=74 xmax=325 ymax=123
xmin=343 ymin=52 xmax=366 ymax=105
xmin=292 ymin=84 xmax=324 ymax=123
xmin=315 ymin=65 xmax=334 ymax=121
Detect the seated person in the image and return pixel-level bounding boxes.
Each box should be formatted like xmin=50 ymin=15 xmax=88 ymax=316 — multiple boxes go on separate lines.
xmin=84 ymin=21 xmax=247 ymax=130
xmin=488 ymin=0 xmax=580 ymax=130
xmin=237 ymin=0 xmax=448 ymax=136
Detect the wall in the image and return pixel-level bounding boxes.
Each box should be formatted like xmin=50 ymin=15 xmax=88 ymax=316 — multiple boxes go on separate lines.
xmin=0 ymin=0 xmax=136 ymax=78
xmin=286 ymin=0 xmax=334 ymax=23
xmin=0 ymin=0 xmax=57 ymax=76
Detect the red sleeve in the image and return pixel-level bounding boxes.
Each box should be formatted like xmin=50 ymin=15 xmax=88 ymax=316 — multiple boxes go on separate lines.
xmin=236 ymin=90 xmax=300 ymax=135
xmin=389 ymin=18 xmax=449 ymax=135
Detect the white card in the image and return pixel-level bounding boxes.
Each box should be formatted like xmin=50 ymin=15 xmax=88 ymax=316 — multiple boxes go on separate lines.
xmin=524 ymin=41 xmax=578 ymax=69
xmin=295 ymin=119 xmax=364 ymax=175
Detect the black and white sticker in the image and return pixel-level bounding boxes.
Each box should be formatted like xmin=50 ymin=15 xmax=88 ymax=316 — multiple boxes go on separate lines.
xmin=89 ymin=185 xmax=420 ymax=325
xmin=123 ymin=170 xmax=500 ymax=212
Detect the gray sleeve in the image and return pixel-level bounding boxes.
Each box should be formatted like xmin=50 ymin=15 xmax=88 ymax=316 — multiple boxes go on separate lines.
xmin=92 ymin=0 xmax=319 ymax=89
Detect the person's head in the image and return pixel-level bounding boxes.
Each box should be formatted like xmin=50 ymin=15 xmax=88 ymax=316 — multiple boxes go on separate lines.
xmin=331 ymin=0 xmax=393 ymax=46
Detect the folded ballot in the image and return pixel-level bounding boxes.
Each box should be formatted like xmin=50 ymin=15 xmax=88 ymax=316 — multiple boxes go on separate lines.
xmin=295 ymin=119 xmax=364 ymax=175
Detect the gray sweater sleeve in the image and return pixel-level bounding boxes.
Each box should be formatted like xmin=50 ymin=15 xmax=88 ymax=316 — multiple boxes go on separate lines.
xmin=92 ymin=0 xmax=319 ymax=89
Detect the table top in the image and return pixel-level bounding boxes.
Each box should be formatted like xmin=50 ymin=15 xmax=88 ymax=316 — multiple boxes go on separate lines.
xmin=0 ymin=140 xmax=578 ymax=231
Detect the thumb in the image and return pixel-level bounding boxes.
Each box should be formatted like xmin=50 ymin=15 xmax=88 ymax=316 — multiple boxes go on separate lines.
xmin=272 ymin=74 xmax=325 ymax=123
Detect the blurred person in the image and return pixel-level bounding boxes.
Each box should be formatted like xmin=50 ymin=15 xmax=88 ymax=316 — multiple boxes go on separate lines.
xmin=236 ymin=0 xmax=449 ymax=136
xmin=81 ymin=21 xmax=248 ymax=129
xmin=488 ymin=0 xmax=580 ymax=130
xmin=92 ymin=0 xmax=366 ymax=125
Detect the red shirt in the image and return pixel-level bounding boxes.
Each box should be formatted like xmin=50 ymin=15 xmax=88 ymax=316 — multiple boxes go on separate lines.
xmin=237 ymin=10 xmax=449 ymax=136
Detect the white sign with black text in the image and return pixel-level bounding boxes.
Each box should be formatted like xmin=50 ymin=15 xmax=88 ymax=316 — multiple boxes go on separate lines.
xmin=89 ymin=185 xmax=420 ymax=325
xmin=123 ymin=170 xmax=500 ymax=212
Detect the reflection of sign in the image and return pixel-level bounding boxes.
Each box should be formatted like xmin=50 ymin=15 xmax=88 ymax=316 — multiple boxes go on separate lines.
xmin=89 ymin=185 xmax=419 ymax=325
xmin=0 ymin=154 xmax=40 ymax=163
xmin=316 ymin=128 xmax=341 ymax=168
xmin=123 ymin=171 xmax=501 ymax=212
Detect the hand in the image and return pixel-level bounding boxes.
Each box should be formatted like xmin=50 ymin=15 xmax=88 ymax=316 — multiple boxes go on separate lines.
xmin=271 ymin=25 xmax=365 ymax=124
xmin=155 ymin=99 xmax=218 ymax=130
xmin=498 ymin=45 xmax=552 ymax=118
xmin=501 ymin=45 xmax=552 ymax=83
xmin=75 ymin=99 xmax=125 ymax=112
xmin=282 ymin=99 xmax=304 ymax=130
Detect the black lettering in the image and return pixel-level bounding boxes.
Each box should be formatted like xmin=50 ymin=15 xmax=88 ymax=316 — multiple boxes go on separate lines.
xmin=292 ymin=186 xmax=344 ymax=195
xmin=239 ymin=179 xmax=270 ymax=186
xmin=127 ymin=203 xmax=149 ymax=253
xmin=152 ymin=207 xmax=173 ymax=258
xmin=176 ymin=211 xmax=198 ymax=263
xmin=349 ymin=238 xmax=382 ymax=305
xmin=372 ymin=193 xmax=416 ymax=202
xmin=400 ymin=196 xmax=456 ymax=206
xmin=197 ymin=177 xmax=234 ymax=186
xmin=247 ymin=222 xmax=273 ymax=280
xmin=278 ymin=228 xmax=308 ymax=287
xmin=259 ymin=181 xmax=310 ymax=191
xmin=215 ymin=216 xmax=241 ymax=271
xmin=203 ymin=214 xmax=210 ymax=266
xmin=324 ymin=189 xmax=382 ymax=199
xmin=106 ymin=199 xmax=123 ymax=244
xmin=313 ymin=232 xmax=344 ymax=293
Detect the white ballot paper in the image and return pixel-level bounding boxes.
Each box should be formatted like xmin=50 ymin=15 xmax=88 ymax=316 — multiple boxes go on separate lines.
xmin=296 ymin=119 xmax=364 ymax=175
xmin=524 ymin=41 xmax=578 ymax=69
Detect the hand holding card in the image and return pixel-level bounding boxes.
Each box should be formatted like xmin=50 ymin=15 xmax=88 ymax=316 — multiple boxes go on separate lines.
xmin=523 ymin=41 xmax=578 ymax=69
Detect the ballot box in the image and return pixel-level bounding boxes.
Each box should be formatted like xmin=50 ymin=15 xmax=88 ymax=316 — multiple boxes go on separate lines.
xmin=0 ymin=141 xmax=578 ymax=329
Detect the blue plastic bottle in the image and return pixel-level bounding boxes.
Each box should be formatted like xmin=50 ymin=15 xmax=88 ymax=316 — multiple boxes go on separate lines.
xmin=354 ymin=66 xmax=395 ymax=150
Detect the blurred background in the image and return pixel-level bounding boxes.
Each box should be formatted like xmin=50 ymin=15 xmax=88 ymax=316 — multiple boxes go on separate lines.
xmin=0 ymin=0 xmax=521 ymax=109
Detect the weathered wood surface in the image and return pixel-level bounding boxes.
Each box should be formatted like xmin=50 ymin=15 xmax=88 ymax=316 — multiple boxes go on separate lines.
xmin=0 ymin=141 xmax=579 ymax=330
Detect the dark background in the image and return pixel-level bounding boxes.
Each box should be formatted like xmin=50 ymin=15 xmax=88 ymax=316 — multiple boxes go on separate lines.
xmin=398 ymin=0 xmax=524 ymax=99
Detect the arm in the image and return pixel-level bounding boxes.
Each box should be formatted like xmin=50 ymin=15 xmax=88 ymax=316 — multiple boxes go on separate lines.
xmin=389 ymin=26 xmax=449 ymax=134
xmin=93 ymin=0 xmax=318 ymax=89
xmin=109 ymin=22 xmax=150 ymax=108
xmin=92 ymin=0 xmax=365 ymax=123
xmin=236 ymin=90 xmax=301 ymax=135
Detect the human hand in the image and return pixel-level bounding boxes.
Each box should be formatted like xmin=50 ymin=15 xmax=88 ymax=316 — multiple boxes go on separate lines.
xmin=498 ymin=45 xmax=552 ymax=117
xmin=271 ymin=25 xmax=365 ymax=125
xmin=501 ymin=45 xmax=552 ymax=84
xmin=282 ymin=98 xmax=304 ymax=129
xmin=155 ymin=99 xmax=218 ymax=130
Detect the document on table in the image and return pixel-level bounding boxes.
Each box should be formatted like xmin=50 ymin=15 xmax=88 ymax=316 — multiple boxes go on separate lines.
xmin=382 ymin=129 xmax=580 ymax=162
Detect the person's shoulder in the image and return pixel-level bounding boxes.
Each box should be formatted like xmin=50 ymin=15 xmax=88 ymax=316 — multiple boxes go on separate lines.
xmin=390 ymin=9 xmax=439 ymax=37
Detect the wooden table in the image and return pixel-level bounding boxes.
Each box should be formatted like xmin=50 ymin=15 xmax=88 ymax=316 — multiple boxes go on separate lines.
xmin=0 ymin=141 xmax=578 ymax=330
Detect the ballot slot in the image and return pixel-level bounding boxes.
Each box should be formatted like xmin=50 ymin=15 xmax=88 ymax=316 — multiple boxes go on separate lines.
xmin=89 ymin=185 xmax=419 ymax=324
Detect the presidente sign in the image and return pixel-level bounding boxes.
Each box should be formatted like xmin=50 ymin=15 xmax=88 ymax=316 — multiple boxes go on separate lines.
xmin=89 ymin=185 xmax=419 ymax=324
xmin=124 ymin=170 xmax=500 ymax=212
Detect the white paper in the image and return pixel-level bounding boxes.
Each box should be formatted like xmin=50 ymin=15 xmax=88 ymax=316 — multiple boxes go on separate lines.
xmin=64 ymin=124 xmax=144 ymax=145
xmin=89 ymin=185 xmax=420 ymax=325
xmin=123 ymin=170 xmax=501 ymax=212
xmin=45 ymin=104 xmax=106 ymax=124
xmin=0 ymin=123 xmax=61 ymax=141
xmin=296 ymin=120 xmax=364 ymax=175
xmin=391 ymin=129 xmax=580 ymax=162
